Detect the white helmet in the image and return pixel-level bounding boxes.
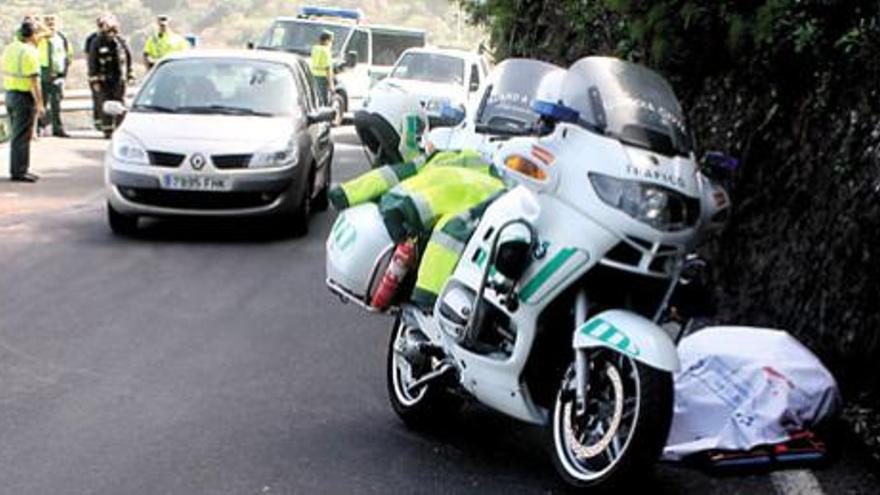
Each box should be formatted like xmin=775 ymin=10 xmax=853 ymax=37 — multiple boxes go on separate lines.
xmin=354 ymin=85 xmax=428 ymax=167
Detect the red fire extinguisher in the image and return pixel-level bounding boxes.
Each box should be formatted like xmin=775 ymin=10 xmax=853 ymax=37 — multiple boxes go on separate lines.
xmin=371 ymin=239 xmax=417 ymax=310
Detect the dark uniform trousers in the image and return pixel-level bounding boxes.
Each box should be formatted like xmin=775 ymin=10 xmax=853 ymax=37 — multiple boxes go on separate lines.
xmin=5 ymin=91 xmax=36 ymax=178
xmin=40 ymin=67 xmax=64 ymax=135
xmin=95 ymin=79 xmax=125 ymax=132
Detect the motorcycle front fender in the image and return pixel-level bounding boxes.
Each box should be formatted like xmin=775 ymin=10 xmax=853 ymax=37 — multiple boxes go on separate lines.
xmin=573 ymin=309 xmax=680 ymax=372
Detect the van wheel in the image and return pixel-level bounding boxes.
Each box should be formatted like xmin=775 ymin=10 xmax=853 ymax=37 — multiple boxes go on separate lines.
xmin=107 ymin=203 xmax=138 ymax=236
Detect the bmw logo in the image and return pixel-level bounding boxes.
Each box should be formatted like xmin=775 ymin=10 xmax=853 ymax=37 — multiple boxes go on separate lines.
xmin=190 ymin=153 xmax=206 ymax=170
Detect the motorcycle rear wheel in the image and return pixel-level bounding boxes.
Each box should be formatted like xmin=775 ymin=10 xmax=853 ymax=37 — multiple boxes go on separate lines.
xmin=386 ymin=316 xmax=459 ymax=429
xmin=548 ymin=349 xmax=673 ymax=489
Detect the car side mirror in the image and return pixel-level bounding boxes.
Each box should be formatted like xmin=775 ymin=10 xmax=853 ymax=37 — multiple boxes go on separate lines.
xmin=246 ymin=40 xmax=255 ymax=50
xmin=345 ymin=51 xmax=358 ymax=68
xmin=703 ymin=151 xmax=740 ymax=173
xmin=307 ymin=108 xmax=336 ymax=125
xmin=103 ymin=100 xmax=126 ymax=117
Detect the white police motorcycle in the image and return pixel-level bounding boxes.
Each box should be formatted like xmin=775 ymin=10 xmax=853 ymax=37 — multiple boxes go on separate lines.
xmin=327 ymin=56 xmax=730 ymax=489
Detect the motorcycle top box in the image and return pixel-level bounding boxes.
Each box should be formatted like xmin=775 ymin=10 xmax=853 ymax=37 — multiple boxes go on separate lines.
xmin=326 ymin=203 xmax=394 ymax=308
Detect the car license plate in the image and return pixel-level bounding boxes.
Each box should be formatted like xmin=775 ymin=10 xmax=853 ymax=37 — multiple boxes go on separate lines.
xmin=161 ymin=174 xmax=231 ymax=192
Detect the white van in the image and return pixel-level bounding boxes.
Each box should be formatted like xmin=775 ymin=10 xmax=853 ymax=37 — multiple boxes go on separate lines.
xmin=255 ymin=6 xmax=426 ymax=122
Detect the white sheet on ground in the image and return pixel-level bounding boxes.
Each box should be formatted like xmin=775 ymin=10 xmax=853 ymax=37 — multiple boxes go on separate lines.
xmin=663 ymin=326 xmax=839 ymax=460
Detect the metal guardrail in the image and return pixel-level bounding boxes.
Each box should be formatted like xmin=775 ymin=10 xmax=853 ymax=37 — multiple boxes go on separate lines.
xmin=0 ymin=88 xmax=137 ymax=117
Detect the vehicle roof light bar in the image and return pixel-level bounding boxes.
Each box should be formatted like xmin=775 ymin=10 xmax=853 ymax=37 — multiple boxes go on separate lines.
xmin=298 ymin=6 xmax=365 ymax=22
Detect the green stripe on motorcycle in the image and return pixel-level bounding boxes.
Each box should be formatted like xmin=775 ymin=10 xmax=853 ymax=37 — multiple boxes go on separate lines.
xmin=579 ymin=318 xmax=641 ymax=357
xmin=519 ymin=247 xmax=576 ymax=302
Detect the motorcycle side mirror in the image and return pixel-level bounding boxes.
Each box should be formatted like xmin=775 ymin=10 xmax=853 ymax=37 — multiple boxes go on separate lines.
xmin=678 ymin=255 xmax=707 ymax=286
xmin=493 ymin=221 xmax=536 ymax=282
xmin=703 ymin=151 xmax=740 ymax=173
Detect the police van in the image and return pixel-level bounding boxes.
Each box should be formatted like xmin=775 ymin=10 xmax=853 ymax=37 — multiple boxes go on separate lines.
xmin=254 ymin=6 xmax=426 ymax=124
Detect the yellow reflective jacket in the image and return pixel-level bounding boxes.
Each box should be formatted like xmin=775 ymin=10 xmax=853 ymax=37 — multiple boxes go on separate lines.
xmin=329 ymin=149 xmax=505 ymax=240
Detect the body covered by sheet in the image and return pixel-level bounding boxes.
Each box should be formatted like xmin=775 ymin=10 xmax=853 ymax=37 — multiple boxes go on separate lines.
xmin=663 ymin=326 xmax=840 ymax=460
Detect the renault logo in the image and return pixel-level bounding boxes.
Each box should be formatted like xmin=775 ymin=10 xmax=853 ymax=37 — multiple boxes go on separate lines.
xmin=190 ymin=153 xmax=206 ymax=170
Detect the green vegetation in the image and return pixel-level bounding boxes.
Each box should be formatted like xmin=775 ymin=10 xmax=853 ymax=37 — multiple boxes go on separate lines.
xmin=1 ymin=0 xmax=483 ymax=87
xmin=460 ymin=0 xmax=880 ymax=457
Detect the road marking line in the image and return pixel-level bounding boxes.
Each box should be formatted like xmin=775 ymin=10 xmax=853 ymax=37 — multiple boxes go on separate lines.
xmin=771 ymin=470 xmax=825 ymax=495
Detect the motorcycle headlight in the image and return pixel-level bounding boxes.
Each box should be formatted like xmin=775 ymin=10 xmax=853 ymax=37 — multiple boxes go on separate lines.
xmin=589 ymin=172 xmax=700 ymax=232
xmin=250 ymin=139 xmax=298 ymax=169
xmin=111 ymin=132 xmax=148 ymax=164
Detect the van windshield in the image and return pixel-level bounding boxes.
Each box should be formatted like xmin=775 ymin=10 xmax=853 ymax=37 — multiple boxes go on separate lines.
xmin=259 ymin=20 xmax=351 ymax=56
xmin=390 ymin=53 xmax=464 ymax=85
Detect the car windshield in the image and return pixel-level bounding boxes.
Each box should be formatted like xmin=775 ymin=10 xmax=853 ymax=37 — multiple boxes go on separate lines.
xmin=390 ymin=52 xmax=465 ymax=85
xmin=475 ymin=59 xmax=565 ymax=134
xmin=258 ymin=20 xmax=350 ymax=56
xmin=562 ymin=57 xmax=692 ymax=156
xmin=133 ymin=58 xmax=297 ymax=117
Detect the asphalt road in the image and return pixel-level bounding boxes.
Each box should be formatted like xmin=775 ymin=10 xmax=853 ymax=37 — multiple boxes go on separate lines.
xmin=0 ymin=130 xmax=877 ymax=494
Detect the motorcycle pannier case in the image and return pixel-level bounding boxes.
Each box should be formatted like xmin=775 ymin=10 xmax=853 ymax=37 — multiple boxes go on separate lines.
xmin=326 ymin=203 xmax=395 ymax=307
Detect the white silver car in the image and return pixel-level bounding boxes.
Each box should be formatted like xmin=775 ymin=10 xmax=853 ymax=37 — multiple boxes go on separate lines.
xmin=104 ymin=50 xmax=335 ymax=236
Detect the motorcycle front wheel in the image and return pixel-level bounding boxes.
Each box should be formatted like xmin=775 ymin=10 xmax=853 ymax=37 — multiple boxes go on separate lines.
xmin=549 ymin=349 xmax=673 ymax=489
xmin=386 ymin=316 xmax=459 ymax=429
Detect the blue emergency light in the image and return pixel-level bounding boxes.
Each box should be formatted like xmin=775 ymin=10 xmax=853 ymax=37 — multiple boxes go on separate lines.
xmin=532 ymin=100 xmax=580 ymax=124
xmin=299 ymin=6 xmax=364 ymax=21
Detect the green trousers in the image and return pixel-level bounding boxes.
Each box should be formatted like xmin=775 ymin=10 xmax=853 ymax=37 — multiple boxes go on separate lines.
xmin=5 ymin=91 xmax=35 ymax=178
xmin=314 ymin=76 xmax=330 ymax=106
xmin=39 ymin=68 xmax=64 ymax=135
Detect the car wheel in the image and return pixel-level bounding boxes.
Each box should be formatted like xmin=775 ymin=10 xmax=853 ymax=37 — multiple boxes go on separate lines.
xmin=289 ymin=168 xmax=313 ymax=237
xmin=312 ymin=153 xmax=332 ymax=212
xmin=107 ymin=202 xmax=138 ymax=236
xmin=331 ymin=92 xmax=346 ymax=127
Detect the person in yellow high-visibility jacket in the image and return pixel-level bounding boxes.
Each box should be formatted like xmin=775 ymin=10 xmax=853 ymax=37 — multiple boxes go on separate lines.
xmin=3 ymin=21 xmax=45 ymax=182
xmin=310 ymin=30 xmax=334 ymax=106
xmin=143 ymin=15 xmax=188 ymax=70
xmin=37 ymin=14 xmax=74 ymax=137
xmin=329 ymin=149 xmax=506 ymax=309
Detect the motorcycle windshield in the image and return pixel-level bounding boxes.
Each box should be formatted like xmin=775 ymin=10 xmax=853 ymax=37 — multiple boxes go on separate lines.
xmin=475 ymin=59 xmax=565 ymax=134
xmin=562 ymin=57 xmax=692 ymax=157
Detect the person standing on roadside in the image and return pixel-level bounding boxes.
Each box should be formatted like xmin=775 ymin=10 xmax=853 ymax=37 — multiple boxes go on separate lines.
xmin=84 ymin=16 xmax=108 ymax=131
xmin=143 ymin=15 xmax=188 ymax=71
xmin=37 ymin=14 xmax=74 ymax=137
xmin=310 ymin=30 xmax=335 ymax=106
xmin=3 ymin=21 xmax=45 ymax=182
xmin=88 ymin=16 xmax=133 ymax=138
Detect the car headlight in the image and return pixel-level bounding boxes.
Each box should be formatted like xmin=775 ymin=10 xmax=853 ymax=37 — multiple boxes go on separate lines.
xmin=250 ymin=140 xmax=298 ymax=169
xmin=589 ymin=172 xmax=700 ymax=232
xmin=111 ymin=132 xmax=148 ymax=164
